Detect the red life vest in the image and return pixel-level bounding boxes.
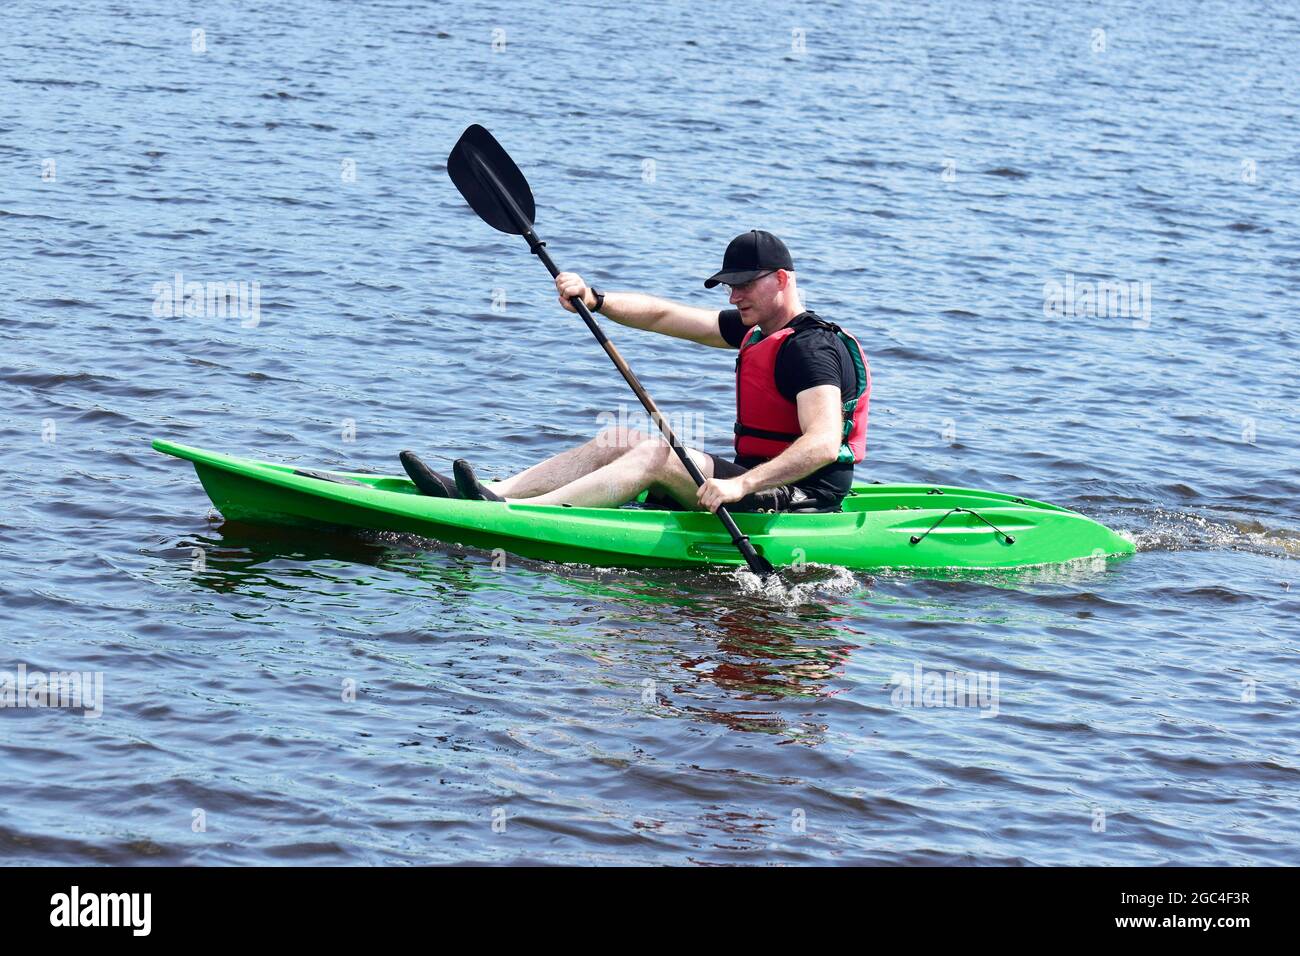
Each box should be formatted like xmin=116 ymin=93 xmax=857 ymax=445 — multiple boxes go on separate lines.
xmin=733 ymin=314 xmax=870 ymax=463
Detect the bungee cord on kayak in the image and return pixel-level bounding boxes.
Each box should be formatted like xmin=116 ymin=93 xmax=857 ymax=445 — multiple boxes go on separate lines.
xmin=908 ymin=507 xmax=1018 ymax=546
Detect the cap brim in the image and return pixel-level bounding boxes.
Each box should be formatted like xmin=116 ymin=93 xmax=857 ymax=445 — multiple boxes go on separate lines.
xmin=703 ymin=269 xmax=767 ymax=289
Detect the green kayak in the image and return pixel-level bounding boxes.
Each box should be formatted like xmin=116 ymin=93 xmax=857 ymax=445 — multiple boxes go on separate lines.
xmin=153 ymin=439 xmax=1135 ymax=571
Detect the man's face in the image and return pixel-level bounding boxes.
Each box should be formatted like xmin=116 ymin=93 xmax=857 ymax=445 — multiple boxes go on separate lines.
xmin=726 ymin=270 xmax=782 ymax=323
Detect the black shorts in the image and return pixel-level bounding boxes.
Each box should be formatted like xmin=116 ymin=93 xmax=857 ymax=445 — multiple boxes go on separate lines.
xmin=645 ymin=453 xmax=842 ymax=514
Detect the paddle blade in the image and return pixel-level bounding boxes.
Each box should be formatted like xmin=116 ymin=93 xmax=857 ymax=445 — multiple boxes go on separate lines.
xmin=447 ymin=124 xmax=537 ymax=235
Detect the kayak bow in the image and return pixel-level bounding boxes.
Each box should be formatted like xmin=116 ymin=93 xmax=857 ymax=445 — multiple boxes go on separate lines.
xmin=153 ymin=440 xmax=1135 ymax=571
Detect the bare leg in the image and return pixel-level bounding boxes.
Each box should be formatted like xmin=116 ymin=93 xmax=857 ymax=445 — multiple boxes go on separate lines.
xmin=515 ymin=439 xmax=717 ymax=509
xmin=493 ymin=427 xmax=651 ymax=498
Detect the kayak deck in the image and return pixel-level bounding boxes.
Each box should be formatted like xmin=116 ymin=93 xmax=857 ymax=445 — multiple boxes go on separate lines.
xmin=152 ymin=439 xmax=1135 ymax=571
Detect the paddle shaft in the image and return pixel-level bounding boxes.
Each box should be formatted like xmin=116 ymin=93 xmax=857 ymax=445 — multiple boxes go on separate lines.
xmin=457 ymin=137 xmax=772 ymax=575
xmin=523 ymin=231 xmax=771 ymax=574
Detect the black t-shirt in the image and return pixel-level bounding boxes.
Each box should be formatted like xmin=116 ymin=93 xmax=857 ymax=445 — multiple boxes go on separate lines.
xmin=718 ymin=309 xmax=857 ymax=501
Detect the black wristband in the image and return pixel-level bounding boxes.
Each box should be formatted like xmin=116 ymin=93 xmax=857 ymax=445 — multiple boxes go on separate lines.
xmin=590 ymin=287 xmax=605 ymax=314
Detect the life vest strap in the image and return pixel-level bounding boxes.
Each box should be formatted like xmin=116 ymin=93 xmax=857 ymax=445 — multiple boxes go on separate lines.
xmin=734 ymin=422 xmax=802 ymax=443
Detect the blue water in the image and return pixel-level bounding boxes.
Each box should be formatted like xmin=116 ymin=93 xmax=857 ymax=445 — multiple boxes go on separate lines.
xmin=3 ymin=0 xmax=1298 ymax=865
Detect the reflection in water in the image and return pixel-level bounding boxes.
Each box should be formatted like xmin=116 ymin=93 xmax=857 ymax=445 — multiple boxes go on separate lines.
xmin=164 ymin=519 xmax=876 ymax=747
xmin=178 ymin=519 xmax=515 ymax=604
xmin=657 ymin=600 xmax=863 ymax=745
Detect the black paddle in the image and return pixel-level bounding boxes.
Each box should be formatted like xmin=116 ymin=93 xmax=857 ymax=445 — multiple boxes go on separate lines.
xmin=446 ymin=124 xmax=775 ymax=578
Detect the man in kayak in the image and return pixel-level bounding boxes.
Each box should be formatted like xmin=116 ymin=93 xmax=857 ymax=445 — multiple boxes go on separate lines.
xmin=405 ymin=230 xmax=870 ymax=513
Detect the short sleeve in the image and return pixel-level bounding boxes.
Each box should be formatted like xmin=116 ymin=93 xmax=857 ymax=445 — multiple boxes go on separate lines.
xmin=774 ymin=332 xmax=849 ymax=403
xmin=718 ymin=309 xmax=746 ymax=348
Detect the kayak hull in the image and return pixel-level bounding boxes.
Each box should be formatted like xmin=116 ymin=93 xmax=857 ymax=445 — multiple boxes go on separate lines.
xmin=153 ymin=440 xmax=1135 ymax=571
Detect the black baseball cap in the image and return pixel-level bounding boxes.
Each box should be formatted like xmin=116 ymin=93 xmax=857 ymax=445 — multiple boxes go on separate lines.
xmin=703 ymin=229 xmax=795 ymax=288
